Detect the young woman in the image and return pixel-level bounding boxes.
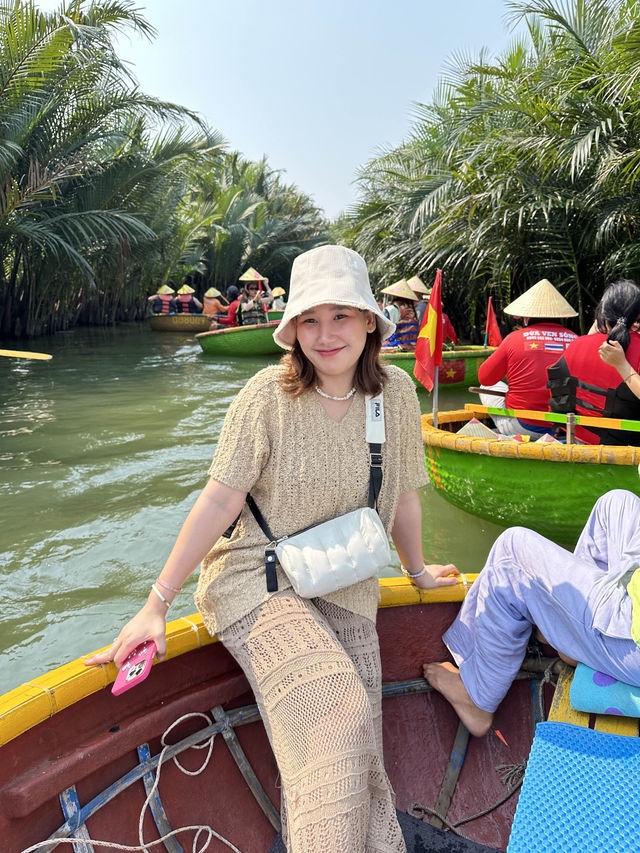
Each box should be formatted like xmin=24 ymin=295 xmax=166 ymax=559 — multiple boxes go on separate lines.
xmin=86 ymin=244 xmax=458 ymax=852
xmin=547 ymin=279 xmax=640 ymax=444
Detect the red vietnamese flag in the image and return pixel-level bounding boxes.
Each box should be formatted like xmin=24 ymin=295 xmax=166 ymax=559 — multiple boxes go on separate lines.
xmin=485 ymin=296 xmax=503 ymax=346
xmin=413 ymin=269 xmax=443 ymax=392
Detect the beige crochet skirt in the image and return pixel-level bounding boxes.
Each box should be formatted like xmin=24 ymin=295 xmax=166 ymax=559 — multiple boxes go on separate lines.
xmin=220 ymin=590 xmax=406 ymax=853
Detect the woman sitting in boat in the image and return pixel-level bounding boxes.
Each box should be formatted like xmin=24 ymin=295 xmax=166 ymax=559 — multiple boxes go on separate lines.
xmin=271 ymin=285 xmax=287 ymax=309
xmin=237 ymin=277 xmax=274 ymax=326
xmin=85 ymin=244 xmax=458 ymax=852
xmin=547 ymin=279 xmax=640 ymax=446
xmin=478 ymin=278 xmax=578 ymax=436
xmin=380 ymin=279 xmax=420 ymax=351
xmin=424 ymin=489 xmax=640 ymax=738
xmin=147 ymin=284 xmax=177 ymax=315
xmin=215 ymin=285 xmax=244 ymax=328
xmin=175 ymin=284 xmax=203 ymax=314
xmin=202 ymin=286 xmax=228 ymax=318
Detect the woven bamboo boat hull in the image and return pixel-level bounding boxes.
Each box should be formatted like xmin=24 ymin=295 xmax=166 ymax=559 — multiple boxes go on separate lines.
xmin=196 ymin=320 xmax=281 ymax=356
xmin=0 ymin=577 xmax=539 ymax=852
xmin=382 ymin=346 xmax=495 ymax=390
xmin=423 ymin=408 xmax=640 ymax=544
xmin=146 ymin=314 xmax=212 ymax=332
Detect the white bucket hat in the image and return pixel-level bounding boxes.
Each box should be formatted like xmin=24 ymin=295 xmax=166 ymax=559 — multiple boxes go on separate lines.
xmin=273 ymin=245 xmax=395 ymax=350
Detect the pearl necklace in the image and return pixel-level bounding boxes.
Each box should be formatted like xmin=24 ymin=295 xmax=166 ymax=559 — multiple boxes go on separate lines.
xmin=315 ymin=385 xmax=356 ymax=401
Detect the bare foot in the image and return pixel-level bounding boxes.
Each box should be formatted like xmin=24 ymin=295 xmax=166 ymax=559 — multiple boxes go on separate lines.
xmin=424 ymin=661 xmax=494 ymax=737
xmin=535 ymin=631 xmax=578 ymax=667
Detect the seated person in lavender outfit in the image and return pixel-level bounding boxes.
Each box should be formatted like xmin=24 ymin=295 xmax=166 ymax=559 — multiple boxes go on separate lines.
xmin=425 ymin=489 xmax=640 ymax=737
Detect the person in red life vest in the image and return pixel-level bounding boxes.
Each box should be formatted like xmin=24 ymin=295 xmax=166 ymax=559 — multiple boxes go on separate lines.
xmin=147 ymin=284 xmax=178 ymax=315
xmin=380 ymin=279 xmax=420 ymax=351
xmin=214 ymin=285 xmax=244 ymax=328
xmin=478 ymin=278 xmax=578 ymax=436
xmin=175 ymin=284 xmax=203 ymax=314
xmin=548 ymin=279 xmax=640 ymax=445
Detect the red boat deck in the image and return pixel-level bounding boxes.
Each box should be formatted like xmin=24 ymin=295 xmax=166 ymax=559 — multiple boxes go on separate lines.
xmin=1 ymin=580 xmax=543 ymax=852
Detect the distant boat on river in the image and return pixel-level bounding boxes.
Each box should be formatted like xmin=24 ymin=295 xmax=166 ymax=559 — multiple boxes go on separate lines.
xmin=146 ymin=313 xmax=211 ymax=332
xmin=382 ymin=345 xmax=495 ymax=390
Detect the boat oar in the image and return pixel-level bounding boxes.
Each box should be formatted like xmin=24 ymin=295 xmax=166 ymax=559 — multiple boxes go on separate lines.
xmin=468 ymin=386 xmax=505 ymax=397
xmin=0 ymin=348 xmax=52 ymax=361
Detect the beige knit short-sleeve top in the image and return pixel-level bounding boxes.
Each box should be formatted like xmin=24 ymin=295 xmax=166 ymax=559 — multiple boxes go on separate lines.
xmin=194 ymin=363 xmax=428 ymax=636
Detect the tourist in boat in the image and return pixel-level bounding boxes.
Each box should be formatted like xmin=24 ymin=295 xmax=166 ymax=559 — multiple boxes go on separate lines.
xmin=238 ymin=278 xmax=274 ymax=326
xmin=85 ymin=244 xmax=459 ymax=852
xmin=477 ymin=278 xmax=578 ymax=435
xmin=147 ymin=284 xmax=177 ymax=315
xmin=425 ymin=488 xmax=640 ymax=737
xmin=407 ymin=275 xmax=430 ymax=325
xmin=216 ymin=285 xmax=244 ymax=328
xmin=175 ymin=284 xmax=203 ymax=314
xmin=547 ymin=279 xmax=640 ymax=445
xmin=381 ymin=279 xmax=420 ymax=350
xmin=202 ymin=287 xmax=228 ymax=317
xmin=271 ymin=286 xmax=287 ymax=309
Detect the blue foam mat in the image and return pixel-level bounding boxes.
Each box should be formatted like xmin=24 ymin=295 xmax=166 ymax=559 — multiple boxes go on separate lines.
xmin=508 ymin=721 xmax=640 ymax=852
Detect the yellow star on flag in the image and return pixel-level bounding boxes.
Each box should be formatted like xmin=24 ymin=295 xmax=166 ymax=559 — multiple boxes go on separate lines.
xmin=446 ymin=369 xmax=455 ymax=378
xmin=418 ymin=304 xmax=439 ymax=356
xmin=530 ymin=342 xmax=538 ymax=349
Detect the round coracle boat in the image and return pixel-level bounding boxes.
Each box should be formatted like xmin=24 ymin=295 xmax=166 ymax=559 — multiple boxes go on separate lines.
xmin=146 ymin=314 xmax=212 ymax=332
xmin=381 ymin=346 xmax=495 ymax=391
xmin=0 ymin=575 xmax=556 ymax=853
xmin=196 ymin=320 xmax=281 ymax=356
xmin=422 ymin=406 xmax=640 ymax=544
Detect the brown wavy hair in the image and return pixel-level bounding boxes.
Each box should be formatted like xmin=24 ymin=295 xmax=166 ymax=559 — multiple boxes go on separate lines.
xmin=279 ymin=324 xmax=387 ymax=397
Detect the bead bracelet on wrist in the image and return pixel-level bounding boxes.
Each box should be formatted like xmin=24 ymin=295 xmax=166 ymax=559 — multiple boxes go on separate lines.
xmin=151 ymin=584 xmax=172 ymax=609
xmin=400 ymin=565 xmax=427 ymax=580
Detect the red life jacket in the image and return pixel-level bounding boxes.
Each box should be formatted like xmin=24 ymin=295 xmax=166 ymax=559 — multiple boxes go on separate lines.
xmin=176 ymin=294 xmax=198 ymax=314
xmin=152 ymin=294 xmax=175 ymax=314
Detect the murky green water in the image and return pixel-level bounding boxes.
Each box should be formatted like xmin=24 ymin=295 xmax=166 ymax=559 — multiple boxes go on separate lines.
xmin=0 ymin=326 xmax=505 ymax=694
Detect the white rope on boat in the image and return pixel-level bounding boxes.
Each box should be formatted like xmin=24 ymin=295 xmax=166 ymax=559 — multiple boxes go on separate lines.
xmin=18 ymin=712 xmax=246 ymax=853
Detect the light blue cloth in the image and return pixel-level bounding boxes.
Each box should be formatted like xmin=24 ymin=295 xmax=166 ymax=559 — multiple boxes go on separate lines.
xmin=444 ymin=489 xmax=640 ymax=713
xmin=570 ymin=662 xmax=640 ymax=717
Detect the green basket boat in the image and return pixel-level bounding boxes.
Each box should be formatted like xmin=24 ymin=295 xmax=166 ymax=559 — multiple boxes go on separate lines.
xmin=422 ymin=406 xmax=640 ymax=545
xmin=197 ymin=320 xmax=281 ymax=356
xmin=381 ymin=346 xmax=495 ymax=390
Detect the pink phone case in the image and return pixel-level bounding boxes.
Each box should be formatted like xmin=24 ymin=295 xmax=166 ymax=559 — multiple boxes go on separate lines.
xmin=111 ymin=640 xmax=157 ymax=696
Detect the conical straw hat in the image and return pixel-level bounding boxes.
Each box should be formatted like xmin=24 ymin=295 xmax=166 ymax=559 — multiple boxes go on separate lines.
xmin=204 ymin=287 xmax=222 ymax=297
xmin=177 ymin=284 xmax=195 ymax=295
xmin=381 ymin=279 xmax=419 ymax=301
xmin=157 ymin=284 xmax=175 ymax=295
xmin=504 ymin=279 xmax=577 ymax=318
xmin=239 ymin=267 xmax=266 ymax=281
xmin=406 ymin=275 xmax=430 ymax=295
xmin=271 ymin=286 xmax=286 ymax=297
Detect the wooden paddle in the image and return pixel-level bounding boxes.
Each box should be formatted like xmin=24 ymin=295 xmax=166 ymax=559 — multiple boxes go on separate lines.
xmin=468 ymin=386 xmax=505 ymax=397
xmin=0 ymin=348 xmax=52 ymax=361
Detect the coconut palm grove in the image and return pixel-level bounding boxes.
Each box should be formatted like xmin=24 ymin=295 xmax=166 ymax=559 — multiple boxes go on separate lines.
xmin=2 ymin=0 xmax=640 ymax=338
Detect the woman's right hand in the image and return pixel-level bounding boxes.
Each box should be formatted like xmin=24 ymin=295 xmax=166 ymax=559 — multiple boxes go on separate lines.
xmin=84 ymin=598 xmax=168 ymax=669
xmin=598 ymin=338 xmax=629 ymax=374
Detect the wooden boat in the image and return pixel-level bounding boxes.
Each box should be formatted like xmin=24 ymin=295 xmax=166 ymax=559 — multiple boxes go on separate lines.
xmin=1 ymin=576 xmax=551 ymax=853
xmin=381 ymin=346 xmax=495 ymax=390
xmin=422 ymin=406 xmax=640 ymax=544
xmin=146 ymin=314 xmax=212 ymax=332
xmin=197 ymin=320 xmax=281 ymax=356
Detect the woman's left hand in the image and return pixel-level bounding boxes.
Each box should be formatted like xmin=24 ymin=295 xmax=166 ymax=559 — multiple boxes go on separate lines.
xmin=598 ymin=339 xmax=629 ymax=373
xmin=413 ymin=563 xmax=460 ymax=590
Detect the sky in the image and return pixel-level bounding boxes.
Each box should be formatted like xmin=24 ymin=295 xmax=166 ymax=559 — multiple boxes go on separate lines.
xmin=39 ymin=0 xmax=524 ymax=218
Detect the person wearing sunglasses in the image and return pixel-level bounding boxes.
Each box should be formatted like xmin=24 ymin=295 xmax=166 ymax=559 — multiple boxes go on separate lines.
xmin=238 ymin=277 xmax=274 ymax=326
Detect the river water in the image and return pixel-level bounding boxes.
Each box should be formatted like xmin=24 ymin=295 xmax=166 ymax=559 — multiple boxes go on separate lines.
xmin=0 ymin=325 xmax=505 ymax=694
